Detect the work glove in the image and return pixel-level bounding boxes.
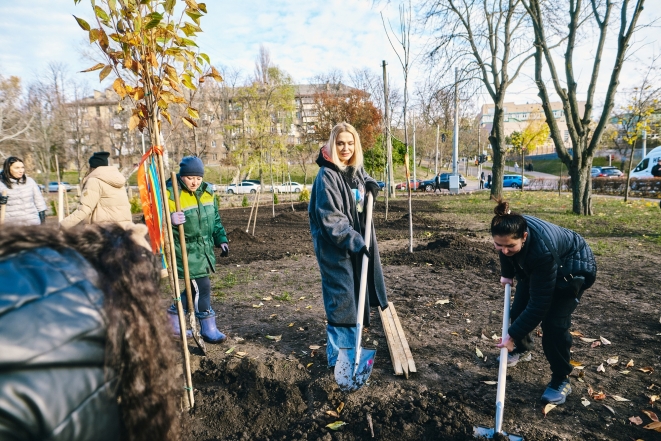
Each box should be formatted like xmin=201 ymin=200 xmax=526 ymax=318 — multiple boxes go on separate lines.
xmin=38 ymin=210 xmax=46 ymax=224
xmin=365 ymin=181 xmax=379 ymax=202
xmin=171 ymin=211 xmax=186 ymax=226
xmin=220 ymin=242 xmax=229 ymax=257
xmin=0 ymin=195 xmax=7 ymax=205
xmin=359 ymin=245 xmax=371 ymax=259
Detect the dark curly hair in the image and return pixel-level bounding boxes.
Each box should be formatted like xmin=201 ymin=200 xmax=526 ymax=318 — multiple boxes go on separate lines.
xmin=1 ymin=156 xmax=27 ymax=188
xmin=0 ymin=224 xmax=180 ymax=441
xmin=490 ymin=197 xmax=527 ymax=239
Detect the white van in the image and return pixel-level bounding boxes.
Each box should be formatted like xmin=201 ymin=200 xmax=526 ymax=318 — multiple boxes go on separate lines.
xmin=631 ymin=146 xmax=661 ymax=178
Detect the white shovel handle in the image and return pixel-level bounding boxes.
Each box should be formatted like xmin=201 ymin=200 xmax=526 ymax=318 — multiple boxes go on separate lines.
xmin=353 ymin=192 xmax=374 ymax=374
xmin=495 ymin=283 xmax=511 ymax=434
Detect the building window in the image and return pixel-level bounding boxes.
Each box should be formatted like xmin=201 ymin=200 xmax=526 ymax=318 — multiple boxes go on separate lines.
xmin=96 ymin=106 xmax=101 ymax=117
xmin=212 ymin=154 xmax=217 ymax=160
xmin=211 ymin=140 xmax=217 ymax=149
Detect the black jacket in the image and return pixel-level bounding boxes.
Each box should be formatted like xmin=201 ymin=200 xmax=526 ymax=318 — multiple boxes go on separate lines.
xmin=0 ymin=247 xmax=120 ymax=441
xmin=652 ymin=164 xmax=661 ymax=177
xmin=500 ymin=216 xmax=597 ymax=341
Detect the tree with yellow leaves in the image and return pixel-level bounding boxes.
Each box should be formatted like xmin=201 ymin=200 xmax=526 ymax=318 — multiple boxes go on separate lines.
xmin=508 ymin=110 xmax=550 ymax=191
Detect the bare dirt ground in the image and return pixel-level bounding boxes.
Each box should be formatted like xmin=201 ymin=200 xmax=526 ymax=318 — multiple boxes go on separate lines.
xmin=175 ymin=195 xmax=661 ymax=441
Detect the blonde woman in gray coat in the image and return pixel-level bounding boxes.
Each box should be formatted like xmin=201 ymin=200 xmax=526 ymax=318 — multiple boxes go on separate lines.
xmin=0 ymin=157 xmax=47 ymax=226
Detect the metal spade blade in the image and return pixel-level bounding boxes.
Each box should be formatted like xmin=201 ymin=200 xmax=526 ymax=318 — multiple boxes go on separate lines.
xmin=335 ymin=347 xmax=376 ymax=392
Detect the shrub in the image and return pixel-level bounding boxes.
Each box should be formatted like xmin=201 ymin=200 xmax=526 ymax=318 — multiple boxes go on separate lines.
xmin=298 ymin=188 xmax=310 ymax=202
xmin=273 ymin=192 xmax=279 ymax=204
xmin=242 ymin=195 xmax=248 ymax=207
xmin=50 ymin=200 xmax=57 ymax=217
xmin=129 ymin=196 xmax=142 ymax=214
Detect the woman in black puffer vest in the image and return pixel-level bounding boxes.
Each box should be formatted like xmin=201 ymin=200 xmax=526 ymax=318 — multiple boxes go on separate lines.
xmin=492 ymin=199 xmax=596 ymax=406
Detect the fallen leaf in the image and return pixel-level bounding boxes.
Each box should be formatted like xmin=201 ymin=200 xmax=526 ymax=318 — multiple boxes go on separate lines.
xmin=620 ymin=370 xmax=630 ymax=375
xmin=481 ymin=333 xmax=489 ymax=340
xmin=597 ymin=363 xmax=606 ymax=372
xmin=482 ymin=381 xmax=498 ymax=385
xmin=491 ymin=334 xmax=499 ymax=340
xmin=252 ymin=302 xmax=263 ymax=308
xmin=543 ymin=403 xmax=557 ymax=416
xmin=629 ymin=416 xmax=643 ymax=425
xmin=643 ymin=421 xmax=661 ymax=431
xmin=306 ymin=363 xmax=313 ymax=368
xmin=262 ymin=296 xmax=272 ymax=301
xmin=337 ymin=402 xmax=345 ymax=414
xmin=626 ymin=359 xmax=634 ymax=368
xmin=476 ymin=347 xmax=484 ymax=358
xmin=570 ymin=360 xmax=583 ymax=367
xmin=269 ymin=314 xmax=277 ymax=318
xmin=451 ymin=332 xmax=459 ymax=336
xmin=309 ymin=345 xmax=321 ymax=350
xmin=639 ymin=367 xmax=655 ymax=374
xmin=642 ymin=410 xmax=659 ymax=422
xmin=325 ymin=410 xmax=339 ymax=418
xmin=606 ymin=356 xmax=619 ymax=365
xmin=591 ymin=341 xmax=602 ymax=348
xmin=288 ymin=323 xmax=294 ymax=327
xmin=306 ymin=305 xmax=312 ymax=309
xmin=326 ymin=421 xmax=346 ymax=430
xmin=602 ymin=404 xmax=616 ymax=415
xmin=600 ymin=336 xmax=611 ymax=345
xmin=581 ymin=397 xmax=591 ymax=407
xmin=235 ymin=351 xmax=247 ymax=358
xmin=436 ymin=299 xmax=450 ymax=305
xmin=650 ymin=395 xmax=660 ymax=404
xmin=611 ymin=395 xmax=630 ymax=402
xmin=234 ymin=336 xmax=245 ymax=342
xmin=570 ymin=331 xmax=585 ymax=337
xmin=298 ymin=327 xmax=304 ymax=331
xmin=225 ymin=347 xmax=235 ymax=354
xmin=298 ymin=296 xmax=306 ymax=300
xmin=593 ymin=392 xmax=607 ymax=400
xmin=580 ymin=337 xmax=598 ymax=343
xmin=265 ymin=335 xmax=282 ymax=342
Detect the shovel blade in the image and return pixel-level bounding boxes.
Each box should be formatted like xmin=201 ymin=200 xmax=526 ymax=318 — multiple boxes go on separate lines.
xmin=473 ymin=426 xmax=524 ymax=441
xmin=334 ymin=347 xmax=376 ymax=392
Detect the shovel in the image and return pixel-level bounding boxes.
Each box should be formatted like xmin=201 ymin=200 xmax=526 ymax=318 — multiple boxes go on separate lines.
xmin=335 ymin=191 xmax=376 ymax=393
xmin=171 ymin=172 xmax=207 ymax=356
xmin=473 ymin=283 xmax=523 ymax=441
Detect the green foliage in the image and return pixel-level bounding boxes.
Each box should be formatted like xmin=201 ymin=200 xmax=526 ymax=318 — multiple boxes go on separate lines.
xmin=242 ymin=195 xmax=248 ymax=207
xmin=298 ymin=188 xmax=310 ymax=202
xmin=129 ymin=196 xmax=142 ymax=214
xmin=273 ymin=192 xmax=279 ymax=204
xmin=274 ymin=291 xmax=292 ymax=301
xmin=50 ymin=200 xmax=57 ymax=217
xmin=364 ymin=134 xmax=386 ymax=174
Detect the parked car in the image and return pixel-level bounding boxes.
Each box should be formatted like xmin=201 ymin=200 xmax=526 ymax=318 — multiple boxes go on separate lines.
xmin=597 ymin=167 xmax=623 ymax=178
xmin=270 ymin=181 xmax=304 ymax=193
xmin=503 ymin=174 xmax=530 ymax=189
xmin=420 ymin=173 xmax=467 ymax=191
xmin=395 ymin=179 xmax=422 ymax=190
xmin=242 ymin=179 xmax=261 ymax=185
xmin=226 ymin=181 xmax=261 ymax=194
xmin=591 ymin=167 xmax=602 ymax=178
xmin=48 ymin=182 xmax=73 ymax=192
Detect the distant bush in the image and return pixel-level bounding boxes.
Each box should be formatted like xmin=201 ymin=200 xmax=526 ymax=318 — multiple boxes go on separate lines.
xmin=298 ymin=188 xmax=310 ymax=202
xmin=242 ymin=195 xmax=248 ymax=207
xmin=129 ymin=196 xmax=142 ymax=214
xmin=273 ymin=192 xmax=279 ymax=204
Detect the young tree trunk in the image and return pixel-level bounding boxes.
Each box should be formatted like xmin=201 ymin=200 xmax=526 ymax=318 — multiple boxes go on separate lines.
xmin=489 ymin=103 xmax=507 ymax=199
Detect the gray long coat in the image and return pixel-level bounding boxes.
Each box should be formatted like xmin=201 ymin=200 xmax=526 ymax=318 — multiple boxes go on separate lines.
xmin=309 ymin=150 xmax=388 ymax=327
xmin=0 ymin=176 xmax=46 ymax=226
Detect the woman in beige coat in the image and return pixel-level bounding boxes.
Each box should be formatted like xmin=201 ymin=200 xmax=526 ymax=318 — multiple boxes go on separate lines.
xmin=61 ymin=152 xmax=133 ymax=228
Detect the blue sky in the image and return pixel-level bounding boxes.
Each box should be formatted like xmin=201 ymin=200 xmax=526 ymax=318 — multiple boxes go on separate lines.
xmin=0 ymin=0 xmax=658 ymax=109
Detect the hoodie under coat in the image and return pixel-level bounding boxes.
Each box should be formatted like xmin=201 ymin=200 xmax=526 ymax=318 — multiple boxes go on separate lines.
xmin=60 ymin=166 xmax=133 ymax=229
xmin=308 ymin=149 xmax=388 ymax=327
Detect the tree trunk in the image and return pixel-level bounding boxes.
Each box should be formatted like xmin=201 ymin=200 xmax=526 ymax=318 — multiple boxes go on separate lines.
xmin=489 ymin=104 xmax=507 ymax=199
xmin=567 ymin=157 xmax=593 ymax=215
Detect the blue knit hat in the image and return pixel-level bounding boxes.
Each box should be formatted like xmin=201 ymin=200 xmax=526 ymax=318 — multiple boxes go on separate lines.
xmin=179 ymin=156 xmax=204 ymax=177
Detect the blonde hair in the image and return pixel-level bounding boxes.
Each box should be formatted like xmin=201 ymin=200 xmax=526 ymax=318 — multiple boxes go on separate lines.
xmin=324 ymin=122 xmax=363 ymax=172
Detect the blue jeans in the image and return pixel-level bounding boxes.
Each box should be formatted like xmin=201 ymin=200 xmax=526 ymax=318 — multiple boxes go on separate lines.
xmin=326 ymin=325 xmax=357 ymax=367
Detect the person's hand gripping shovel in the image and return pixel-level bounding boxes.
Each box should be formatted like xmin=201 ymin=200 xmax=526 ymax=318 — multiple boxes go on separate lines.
xmin=473 ymin=283 xmax=523 ymax=440
xmin=171 ymin=172 xmax=207 ymax=356
xmin=334 ymin=192 xmax=376 ymax=392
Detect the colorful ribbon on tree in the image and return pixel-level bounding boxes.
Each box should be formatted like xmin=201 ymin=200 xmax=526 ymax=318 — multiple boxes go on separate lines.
xmin=137 ymin=145 xmax=167 ymax=269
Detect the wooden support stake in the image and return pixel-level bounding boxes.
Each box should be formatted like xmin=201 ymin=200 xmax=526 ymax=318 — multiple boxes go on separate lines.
xmin=379 ymin=306 xmax=403 ymax=375
xmin=251 ymin=188 xmax=260 ymax=236
xmin=389 ymin=302 xmax=417 ymax=373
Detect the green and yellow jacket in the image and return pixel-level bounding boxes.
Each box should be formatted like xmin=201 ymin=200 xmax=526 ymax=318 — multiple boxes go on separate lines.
xmin=166 ymin=176 xmax=228 ymax=279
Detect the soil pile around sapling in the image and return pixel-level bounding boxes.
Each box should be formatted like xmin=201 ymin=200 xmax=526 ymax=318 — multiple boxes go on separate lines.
xmin=382 ymin=233 xmax=498 ymax=270
xmin=227 ymin=227 xmax=262 ymax=244
xmin=270 ymin=211 xmax=308 ymax=224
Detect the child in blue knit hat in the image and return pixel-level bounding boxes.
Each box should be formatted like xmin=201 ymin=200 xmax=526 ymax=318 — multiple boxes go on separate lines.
xmin=166 ymin=156 xmax=230 ymax=343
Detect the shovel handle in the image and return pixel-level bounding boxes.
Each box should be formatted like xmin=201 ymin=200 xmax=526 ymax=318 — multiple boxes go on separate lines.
xmin=495 ymin=283 xmax=511 ymax=434
xmin=353 ymin=192 xmax=374 ymax=371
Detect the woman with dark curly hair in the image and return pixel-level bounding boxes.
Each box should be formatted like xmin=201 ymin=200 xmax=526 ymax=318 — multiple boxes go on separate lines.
xmin=491 ymin=199 xmax=597 ymax=406
xmin=0 ymin=224 xmax=181 ymax=441
xmin=0 ymin=156 xmax=47 ymax=225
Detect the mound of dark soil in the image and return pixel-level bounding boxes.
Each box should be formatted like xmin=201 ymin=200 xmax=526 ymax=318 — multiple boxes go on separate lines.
xmin=382 ymin=234 xmax=498 ymax=270
xmin=227 ymin=228 xmax=261 ymax=244
xmin=270 ymin=211 xmax=308 ymax=224
xmin=184 ymin=356 xmax=474 ymax=441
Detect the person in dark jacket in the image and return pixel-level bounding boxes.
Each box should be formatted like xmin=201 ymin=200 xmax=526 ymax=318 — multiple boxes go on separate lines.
xmin=0 ymin=224 xmax=180 ymax=441
xmin=168 ymin=156 xmax=229 ymax=343
xmin=491 ymin=199 xmax=596 ymax=405
xmin=309 ymin=122 xmax=389 ymax=367
xmin=651 ymin=158 xmax=661 ymax=177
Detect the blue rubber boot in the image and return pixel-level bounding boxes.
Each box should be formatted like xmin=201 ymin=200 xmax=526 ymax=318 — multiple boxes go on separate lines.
xmin=197 ymin=309 xmax=227 ymax=343
xmin=167 ymin=308 xmax=192 ymax=338
xmin=541 ymin=377 xmax=572 ymax=404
